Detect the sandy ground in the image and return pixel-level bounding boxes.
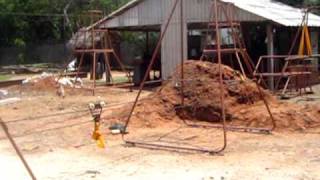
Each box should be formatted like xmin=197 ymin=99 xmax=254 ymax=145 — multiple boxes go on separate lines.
xmin=1 ymin=131 xmax=320 ymax=180
xmin=0 ymin=83 xmax=320 ymax=180
xmin=287 ymin=83 xmax=320 ymax=106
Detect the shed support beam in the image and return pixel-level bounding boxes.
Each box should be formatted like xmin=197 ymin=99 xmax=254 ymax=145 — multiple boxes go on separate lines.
xmin=267 ymin=24 xmax=275 ymax=90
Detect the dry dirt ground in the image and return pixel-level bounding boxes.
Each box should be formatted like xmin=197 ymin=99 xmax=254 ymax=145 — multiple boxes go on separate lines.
xmin=0 ymin=81 xmax=320 ymax=179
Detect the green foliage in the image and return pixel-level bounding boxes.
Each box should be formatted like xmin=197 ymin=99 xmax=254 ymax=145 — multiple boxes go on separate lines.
xmin=17 ymin=53 xmax=25 ymax=64
xmin=13 ymin=38 xmax=25 ymax=47
xmin=0 ymin=0 xmax=130 ymax=46
xmin=276 ymin=0 xmax=304 ymax=6
xmin=276 ymin=0 xmax=320 ymax=6
xmin=276 ymin=0 xmax=320 ymax=16
xmin=1 ymin=0 xmax=319 ymax=48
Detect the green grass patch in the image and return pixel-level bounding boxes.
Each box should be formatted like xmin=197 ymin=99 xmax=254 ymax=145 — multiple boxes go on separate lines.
xmin=112 ymin=76 xmax=130 ymax=84
xmin=95 ymin=76 xmax=130 ymax=85
xmin=28 ymin=63 xmax=55 ymax=68
xmin=0 ymin=75 xmax=11 ymax=81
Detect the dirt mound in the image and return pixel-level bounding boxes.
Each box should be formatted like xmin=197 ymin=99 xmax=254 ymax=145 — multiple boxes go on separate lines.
xmin=14 ymin=75 xmax=87 ymax=96
xmin=131 ymin=60 xmax=320 ymax=131
xmin=19 ymin=76 xmax=58 ymax=93
xmin=29 ymin=77 xmax=58 ymax=91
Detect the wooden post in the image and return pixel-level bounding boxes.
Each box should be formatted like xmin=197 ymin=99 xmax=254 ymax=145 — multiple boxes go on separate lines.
xmin=104 ymin=33 xmax=111 ymax=83
xmin=93 ymin=52 xmax=96 ymax=95
xmin=104 ymin=52 xmax=112 ymax=83
xmin=75 ymin=53 xmax=84 ymax=82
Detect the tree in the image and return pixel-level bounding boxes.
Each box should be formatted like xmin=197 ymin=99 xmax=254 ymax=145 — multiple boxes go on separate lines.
xmin=0 ymin=0 xmax=130 ymax=46
xmin=276 ymin=0 xmax=320 ymax=6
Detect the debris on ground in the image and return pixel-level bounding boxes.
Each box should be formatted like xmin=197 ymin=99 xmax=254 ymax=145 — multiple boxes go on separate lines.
xmin=0 ymin=90 xmax=8 ymax=99
xmin=67 ymin=59 xmax=77 ymax=72
xmin=109 ymin=123 xmax=126 ymax=134
xmin=22 ymin=72 xmax=54 ymax=84
xmin=18 ymin=72 xmax=84 ymax=94
xmin=57 ymin=77 xmax=73 ymax=87
xmin=126 ymin=60 xmax=320 ymax=131
xmin=57 ymin=77 xmax=83 ymax=88
xmin=0 ymin=97 xmax=21 ymax=106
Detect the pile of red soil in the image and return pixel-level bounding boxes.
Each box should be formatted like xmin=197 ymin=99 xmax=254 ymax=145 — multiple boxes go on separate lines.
xmin=21 ymin=77 xmax=58 ymax=92
xmin=131 ymin=60 xmax=320 ymax=131
xmin=18 ymin=76 xmax=86 ymax=96
xmin=30 ymin=77 xmax=58 ymax=91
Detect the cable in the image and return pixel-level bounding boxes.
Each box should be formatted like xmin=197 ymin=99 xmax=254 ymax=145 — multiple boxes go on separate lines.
xmin=0 ymin=111 xmax=140 ymax=141
xmin=5 ymin=108 xmax=88 ymax=124
xmin=3 ymin=98 xmax=139 ymax=124
xmin=0 ymin=120 xmax=92 ymax=140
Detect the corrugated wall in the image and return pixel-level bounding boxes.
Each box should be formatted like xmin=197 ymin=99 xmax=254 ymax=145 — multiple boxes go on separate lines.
xmin=138 ymin=0 xmax=163 ymax=25
xmin=104 ymin=0 xmax=163 ymax=28
xmin=161 ymin=0 xmax=188 ymax=79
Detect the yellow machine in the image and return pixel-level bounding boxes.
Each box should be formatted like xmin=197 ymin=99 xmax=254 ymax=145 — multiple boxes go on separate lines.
xmin=89 ymin=101 xmax=106 ymax=148
xmin=298 ymin=11 xmax=313 ymax=56
xmin=298 ymin=25 xmax=313 ymax=56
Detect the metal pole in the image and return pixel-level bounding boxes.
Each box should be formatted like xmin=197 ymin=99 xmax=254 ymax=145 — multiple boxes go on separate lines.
xmin=180 ymin=0 xmax=185 ymax=105
xmin=0 ymin=119 xmax=37 ymax=180
xmin=267 ymin=24 xmax=275 ymax=91
xmin=93 ymin=52 xmax=96 ymax=95
xmin=214 ymin=0 xmax=227 ymax=152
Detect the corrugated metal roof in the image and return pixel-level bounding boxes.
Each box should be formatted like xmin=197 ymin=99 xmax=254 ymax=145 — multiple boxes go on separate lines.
xmin=87 ymin=0 xmax=144 ymax=30
xmin=107 ymin=0 xmax=143 ymax=19
xmin=100 ymin=0 xmax=320 ymax=27
xmin=222 ymin=0 xmax=320 ymax=26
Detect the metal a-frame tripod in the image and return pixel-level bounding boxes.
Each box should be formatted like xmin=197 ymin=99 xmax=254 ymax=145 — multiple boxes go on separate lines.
xmin=197 ymin=1 xmax=276 ymax=133
xmin=59 ymin=10 xmax=131 ymax=95
xmin=254 ymin=8 xmax=318 ymax=98
xmin=121 ymin=0 xmax=228 ymax=155
xmin=73 ymin=28 xmax=131 ymax=95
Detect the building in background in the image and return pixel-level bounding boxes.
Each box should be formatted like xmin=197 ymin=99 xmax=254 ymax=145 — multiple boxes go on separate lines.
xmin=87 ymin=0 xmax=320 ymax=81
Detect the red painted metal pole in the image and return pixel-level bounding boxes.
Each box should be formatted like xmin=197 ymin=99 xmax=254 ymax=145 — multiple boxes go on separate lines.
xmin=0 ymin=119 xmax=37 ymax=180
xmin=214 ymin=0 xmax=227 ymax=153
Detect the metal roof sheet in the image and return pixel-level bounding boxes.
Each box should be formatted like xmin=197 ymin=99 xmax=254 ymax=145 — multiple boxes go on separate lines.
xmin=222 ymin=0 xmax=320 ymax=26
xmin=87 ymin=0 xmax=143 ymax=30
xmin=95 ymin=0 xmax=320 ymax=27
xmin=108 ymin=0 xmax=142 ymax=18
